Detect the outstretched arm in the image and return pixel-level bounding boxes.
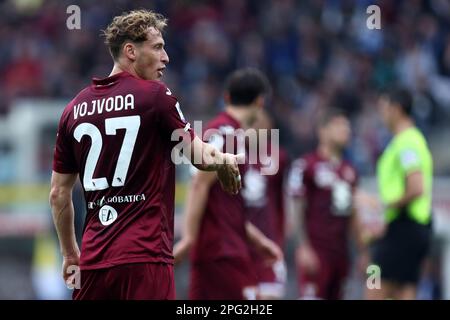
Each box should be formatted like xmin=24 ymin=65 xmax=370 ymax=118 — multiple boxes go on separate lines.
xmin=183 ymin=135 xmax=243 ymax=195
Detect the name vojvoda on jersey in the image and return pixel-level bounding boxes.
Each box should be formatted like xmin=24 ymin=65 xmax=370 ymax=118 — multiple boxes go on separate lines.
xmin=73 ymin=94 xmax=135 ymax=119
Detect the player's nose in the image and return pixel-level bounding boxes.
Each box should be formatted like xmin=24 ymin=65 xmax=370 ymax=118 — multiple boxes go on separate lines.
xmin=161 ymin=49 xmax=169 ymax=64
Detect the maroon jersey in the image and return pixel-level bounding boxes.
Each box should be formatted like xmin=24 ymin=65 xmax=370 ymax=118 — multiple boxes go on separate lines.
xmin=53 ymin=71 xmax=194 ymax=270
xmin=244 ymin=146 xmax=288 ymax=248
xmin=190 ymin=112 xmax=250 ymax=263
xmin=287 ymin=151 xmax=358 ymax=256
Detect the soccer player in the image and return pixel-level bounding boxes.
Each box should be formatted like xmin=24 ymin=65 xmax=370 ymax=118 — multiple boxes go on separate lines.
xmin=173 ymin=68 xmax=283 ymax=300
xmin=49 ymin=10 xmax=242 ymax=300
xmin=287 ymin=108 xmax=361 ymax=300
xmin=243 ymin=109 xmax=289 ymax=299
xmin=367 ymin=88 xmax=433 ymax=300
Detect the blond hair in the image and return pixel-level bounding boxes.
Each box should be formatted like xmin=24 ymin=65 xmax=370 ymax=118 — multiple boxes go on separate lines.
xmin=102 ymin=9 xmax=167 ymax=60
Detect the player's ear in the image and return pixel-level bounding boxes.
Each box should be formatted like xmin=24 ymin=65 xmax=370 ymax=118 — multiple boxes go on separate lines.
xmin=123 ymin=42 xmax=137 ymax=61
xmin=255 ymin=95 xmax=265 ymax=109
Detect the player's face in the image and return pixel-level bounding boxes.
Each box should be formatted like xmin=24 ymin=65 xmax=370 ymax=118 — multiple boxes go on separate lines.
xmin=327 ymin=116 xmax=351 ymax=148
xmin=134 ymin=27 xmax=169 ymax=80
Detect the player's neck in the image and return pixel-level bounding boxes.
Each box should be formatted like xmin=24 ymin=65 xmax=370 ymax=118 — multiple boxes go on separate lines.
xmin=109 ymin=64 xmax=139 ymax=79
xmin=318 ymin=143 xmax=342 ymax=163
xmin=225 ymin=106 xmax=254 ymax=129
xmin=393 ymin=118 xmax=414 ymax=135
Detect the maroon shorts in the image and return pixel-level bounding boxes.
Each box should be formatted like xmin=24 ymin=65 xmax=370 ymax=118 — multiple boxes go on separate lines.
xmin=73 ymin=262 xmax=175 ymax=300
xmin=297 ymin=252 xmax=349 ymax=300
xmin=189 ymin=257 xmax=257 ymax=300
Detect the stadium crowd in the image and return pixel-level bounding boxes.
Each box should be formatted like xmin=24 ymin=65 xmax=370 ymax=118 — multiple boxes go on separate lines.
xmin=1 ymin=0 xmax=450 ymax=175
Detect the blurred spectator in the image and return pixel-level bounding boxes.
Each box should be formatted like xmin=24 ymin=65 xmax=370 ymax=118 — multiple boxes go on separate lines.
xmin=0 ymin=0 xmax=449 ymax=173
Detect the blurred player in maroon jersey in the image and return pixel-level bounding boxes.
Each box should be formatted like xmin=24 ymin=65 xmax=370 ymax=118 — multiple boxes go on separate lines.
xmin=243 ymin=109 xmax=289 ymax=299
xmin=173 ymin=68 xmax=283 ymax=300
xmin=49 ymin=10 xmax=243 ymax=300
xmin=287 ymin=108 xmax=364 ymax=300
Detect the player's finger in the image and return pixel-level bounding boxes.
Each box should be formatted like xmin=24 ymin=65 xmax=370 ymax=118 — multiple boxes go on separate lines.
xmin=228 ymin=155 xmax=240 ymax=181
xmin=219 ymin=175 xmax=229 ymax=194
xmin=233 ymin=163 xmax=241 ymax=191
xmin=222 ymin=157 xmax=235 ymax=194
xmin=231 ymin=170 xmax=238 ymax=194
xmin=66 ymin=273 xmax=77 ymax=289
xmin=226 ymin=164 xmax=236 ymax=193
xmin=62 ymin=265 xmax=70 ymax=282
xmin=225 ymin=174 xmax=233 ymax=194
xmin=225 ymin=171 xmax=235 ymax=195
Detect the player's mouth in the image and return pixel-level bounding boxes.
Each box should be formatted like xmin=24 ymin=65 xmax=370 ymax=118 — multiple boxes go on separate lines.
xmin=157 ymin=67 xmax=166 ymax=77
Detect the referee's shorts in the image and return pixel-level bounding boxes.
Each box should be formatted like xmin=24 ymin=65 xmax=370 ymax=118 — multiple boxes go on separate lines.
xmin=371 ymin=209 xmax=432 ymax=285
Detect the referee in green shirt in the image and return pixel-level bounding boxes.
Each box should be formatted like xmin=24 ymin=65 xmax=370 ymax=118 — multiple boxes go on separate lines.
xmin=368 ymin=88 xmax=433 ymax=300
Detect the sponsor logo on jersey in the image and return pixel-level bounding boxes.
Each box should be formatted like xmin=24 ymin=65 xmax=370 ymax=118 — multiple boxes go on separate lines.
xmin=99 ymin=205 xmax=118 ymax=226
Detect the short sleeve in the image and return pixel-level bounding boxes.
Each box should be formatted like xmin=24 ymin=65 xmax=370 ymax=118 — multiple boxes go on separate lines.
xmin=398 ymin=147 xmax=421 ymax=174
xmin=155 ymin=84 xmax=195 ymax=143
xmin=52 ymin=110 xmax=78 ymax=173
xmin=287 ymin=158 xmax=307 ymax=198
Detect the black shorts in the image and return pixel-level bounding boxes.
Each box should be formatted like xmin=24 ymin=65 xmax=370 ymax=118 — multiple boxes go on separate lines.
xmin=371 ymin=211 xmax=432 ymax=285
